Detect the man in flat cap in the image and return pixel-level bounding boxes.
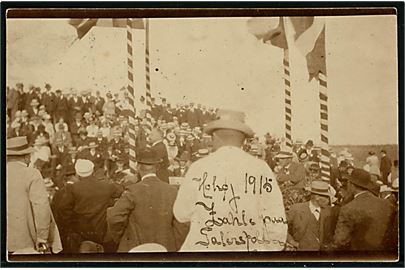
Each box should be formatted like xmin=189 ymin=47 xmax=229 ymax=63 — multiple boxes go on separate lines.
xmin=107 ymin=148 xmax=189 ymax=252
xmin=332 ymin=168 xmax=394 ymax=251
xmin=58 ymin=159 xmax=122 ymax=252
xmin=173 ymin=109 xmax=287 ymax=252
xmin=7 ymin=136 xmax=62 ymax=254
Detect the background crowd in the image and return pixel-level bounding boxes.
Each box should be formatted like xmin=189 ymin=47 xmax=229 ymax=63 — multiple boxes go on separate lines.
xmin=6 ymin=82 xmax=399 ymax=254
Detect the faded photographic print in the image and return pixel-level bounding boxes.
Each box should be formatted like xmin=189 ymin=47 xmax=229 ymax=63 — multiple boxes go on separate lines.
xmin=4 ymin=8 xmax=400 ymax=263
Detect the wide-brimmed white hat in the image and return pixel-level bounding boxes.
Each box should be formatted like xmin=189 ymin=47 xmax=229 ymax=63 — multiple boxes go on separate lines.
xmin=75 ymin=159 xmax=94 ymax=177
xmin=204 ymin=109 xmax=254 ymax=137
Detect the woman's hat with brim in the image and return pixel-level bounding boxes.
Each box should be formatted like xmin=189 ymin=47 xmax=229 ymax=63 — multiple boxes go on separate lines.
xmin=136 ymin=148 xmax=162 ymax=165
xmin=7 ymin=136 xmax=35 ymax=155
xmin=204 ymin=109 xmax=254 ymax=138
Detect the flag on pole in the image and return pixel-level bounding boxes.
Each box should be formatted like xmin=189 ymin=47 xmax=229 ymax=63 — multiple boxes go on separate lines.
xmin=247 ymin=17 xmax=288 ymax=49
xmin=289 ymin=17 xmax=326 ymax=81
xmin=69 ymin=18 xmax=145 ymax=39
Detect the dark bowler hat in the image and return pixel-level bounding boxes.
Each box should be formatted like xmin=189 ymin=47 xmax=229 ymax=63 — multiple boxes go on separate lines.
xmin=349 ymin=168 xmax=373 ymax=191
xmin=7 ymin=136 xmax=35 ymax=156
xmin=136 ymin=148 xmax=162 ymax=165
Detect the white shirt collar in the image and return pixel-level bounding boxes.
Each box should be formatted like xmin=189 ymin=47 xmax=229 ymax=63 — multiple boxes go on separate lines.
xmin=309 ymin=200 xmax=321 ymax=219
xmin=141 ymin=173 xmax=157 ymax=181
xmin=151 ymin=140 xmax=163 ymax=147
xmin=354 ymin=190 xmax=368 ymax=199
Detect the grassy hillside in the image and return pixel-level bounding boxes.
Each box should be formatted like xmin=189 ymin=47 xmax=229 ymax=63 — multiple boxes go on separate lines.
xmin=331 ymin=144 xmax=399 ymax=167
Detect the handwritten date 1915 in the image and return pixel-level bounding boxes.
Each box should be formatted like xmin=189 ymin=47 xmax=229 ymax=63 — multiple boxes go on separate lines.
xmin=245 ymin=173 xmax=273 ymax=194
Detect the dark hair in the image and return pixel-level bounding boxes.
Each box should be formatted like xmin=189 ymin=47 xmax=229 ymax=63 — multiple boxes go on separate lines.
xmin=381 ymin=149 xmax=386 ymax=154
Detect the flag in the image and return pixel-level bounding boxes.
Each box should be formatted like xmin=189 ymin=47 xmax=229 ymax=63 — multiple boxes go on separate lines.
xmin=247 ymin=17 xmax=288 ymax=49
xmin=68 ymin=18 xmax=145 ymax=39
xmin=289 ymin=17 xmax=326 ymax=81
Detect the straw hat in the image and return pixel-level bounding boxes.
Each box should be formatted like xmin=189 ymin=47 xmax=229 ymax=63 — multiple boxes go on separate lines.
xmin=204 ymin=109 xmax=254 ymax=138
xmin=7 ymin=136 xmax=35 ymax=156
xmin=274 ymin=150 xmax=293 ymax=159
xmin=309 ymin=181 xmax=332 ymax=197
xmin=30 ymin=98 xmax=39 ymax=106
xmin=196 ymin=148 xmax=209 ymax=158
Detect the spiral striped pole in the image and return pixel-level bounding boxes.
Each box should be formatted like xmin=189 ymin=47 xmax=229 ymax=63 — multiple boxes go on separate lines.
xmin=319 ymin=72 xmax=330 ymax=182
xmin=283 ymin=49 xmax=293 ymax=151
xmin=144 ymin=18 xmax=153 ymax=132
xmin=126 ymin=18 xmax=137 ymax=174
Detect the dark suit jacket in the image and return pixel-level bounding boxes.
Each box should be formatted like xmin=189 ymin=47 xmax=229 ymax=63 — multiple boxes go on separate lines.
xmin=54 ymin=96 xmax=69 ymax=122
xmin=59 ymin=176 xmax=122 ymax=244
xmin=287 ymin=202 xmax=333 ymax=251
xmin=107 ymin=176 xmax=189 ymax=252
xmin=333 ymin=191 xmax=394 ymax=251
xmin=277 ymin=162 xmax=306 ymax=189
xmin=380 ymin=156 xmax=392 ymax=174
xmin=42 ymin=92 xmax=56 ymax=115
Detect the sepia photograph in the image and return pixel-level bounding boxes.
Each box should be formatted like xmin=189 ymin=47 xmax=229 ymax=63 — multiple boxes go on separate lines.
xmin=2 ymin=5 xmax=402 ymax=265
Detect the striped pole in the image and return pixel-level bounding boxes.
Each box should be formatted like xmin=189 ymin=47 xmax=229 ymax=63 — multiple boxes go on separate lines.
xmin=283 ymin=49 xmax=293 ymax=151
xmin=126 ymin=18 xmax=137 ymax=174
xmin=144 ymin=18 xmax=153 ymax=132
xmin=319 ymin=72 xmax=330 ymax=182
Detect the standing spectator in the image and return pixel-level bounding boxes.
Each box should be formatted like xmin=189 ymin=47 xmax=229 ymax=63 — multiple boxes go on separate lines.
xmin=7 ymin=136 xmax=62 ymax=254
xmin=7 ymin=86 xmax=20 ymax=120
xmin=54 ymin=89 xmax=69 ymax=124
xmin=42 ymin=83 xmax=56 ymax=119
xmin=107 ymin=148 xmax=189 ymax=252
xmin=332 ymin=169 xmax=394 ymax=250
xmin=366 ymin=151 xmax=380 ymax=178
xmin=148 ymin=128 xmax=170 ymax=183
xmin=173 ymin=110 xmax=287 ymax=251
xmin=286 ymin=181 xmax=333 ymax=251
xmin=274 ymin=151 xmax=307 ymax=190
xmin=94 ymin=90 xmax=105 ymax=115
xmin=380 ymin=150 xmax=392 ymax=185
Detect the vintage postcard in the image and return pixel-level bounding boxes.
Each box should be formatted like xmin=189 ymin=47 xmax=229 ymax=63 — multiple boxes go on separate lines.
xmin=3 ymin=5 xmax=401 ymax=265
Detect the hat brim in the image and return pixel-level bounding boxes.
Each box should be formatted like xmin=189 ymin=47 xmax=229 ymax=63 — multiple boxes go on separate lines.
xmin=275 ymin=154 xmax=293 ymax=159
xmin=136 ymin=159 xmax=163 ymax=165
xmin=204 ymin=120 xmax=254 ymax=138
xmin=7 ymin=147 xmax=35 ymax=156
xmin=310 ymin=190 xmax=332 ymax=197
xmin=349 ymin=179 xmax=374 ymax=191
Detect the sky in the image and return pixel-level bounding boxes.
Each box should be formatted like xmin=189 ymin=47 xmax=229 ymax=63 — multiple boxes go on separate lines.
xmin=6 ymin=15 xmax=398 ymax=145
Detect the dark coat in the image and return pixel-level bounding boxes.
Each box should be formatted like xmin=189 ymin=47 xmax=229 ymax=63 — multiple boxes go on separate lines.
xmin=186 ymin=109 xmax=199 ymax=128
xmin=333 ymin=191 xmax=394 ymax=251
xmin=107 ymin=176 xmax=189 ymax=252
xmin=42 ymin=92 xmax=56 ymax=115
xmin=286 ymin=202 xmax=333 ymax=251
xmin=54 ymin=96 xmax=69 ymax=122
xmin=78 ymin=149 xmax=104 ymax=169
xmin=150 ymin=141 xmax=170 ymax=183
xmin=58 ymin=176 xmax=122 ymax=244
xmin=276 ymin=161 xmax=307 ymax=189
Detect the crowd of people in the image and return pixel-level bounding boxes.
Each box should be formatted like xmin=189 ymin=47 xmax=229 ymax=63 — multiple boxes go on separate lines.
xmin=6 ymin=83 xmax=399 ymax=255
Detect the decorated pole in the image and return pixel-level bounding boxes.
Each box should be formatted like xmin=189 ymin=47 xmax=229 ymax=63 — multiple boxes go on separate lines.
xmin=126 ymin=18 xmax=137 ymax=174
xmin=283 ymin=49 xmax=293 ymax=151
xmin=318 ymin=72 xmax=330 ymax=182
xmin=144 ymin=18 xmax=153 ymax=132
